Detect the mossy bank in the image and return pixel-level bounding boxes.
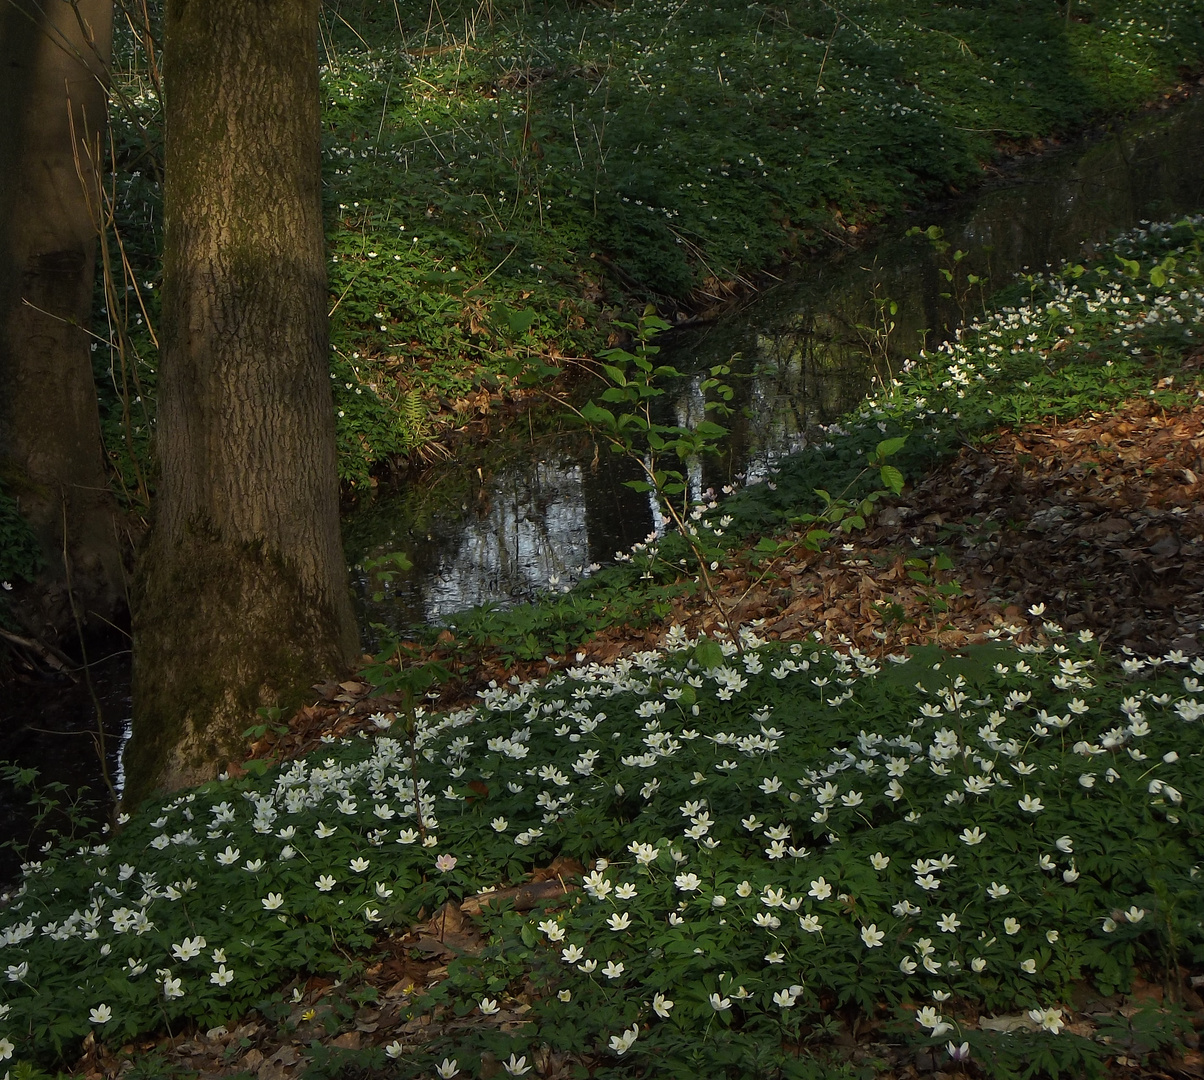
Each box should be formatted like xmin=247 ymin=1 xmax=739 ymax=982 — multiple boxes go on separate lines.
xmin=98 ymin=0 xmax=1204 ymax=487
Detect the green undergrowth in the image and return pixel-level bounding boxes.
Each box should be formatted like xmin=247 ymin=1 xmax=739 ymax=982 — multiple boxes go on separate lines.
xmin=2 ymin=626 xmax=1202 ymax=1079
xmin=0 ymin=491 xmax=41 ymax=590
xmin=385 ymin=215 xmax=1204 ymax=667
xmin=98 ymin=0 xmax=1204 ymax=486
xmin=445 ymin=571 xmax=682 ymax=664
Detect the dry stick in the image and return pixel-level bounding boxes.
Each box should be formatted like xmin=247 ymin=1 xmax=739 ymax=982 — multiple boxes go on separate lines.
xmin=553 ymin=393 xmax=745 ymax=653
xmin=635 ymin=448 xmax=745 ymax=655
xmin=816 ymin=0 xmax=879 ymax=46
xmin=60 ymin=500 xmax=118 ymax=807
xmin=374 ymin=74 xmax=393 ymax=158
xmin=20 ymin=286 xmax=149 ymax=515
xmin=569 ymin=103 xmax=585 ymax=168
xmin=17 ymin=292 xmax=144 ymax=515
xmin=69 ymin=104 xmax=153 ymax=505
xmin=327 ymin=272 xmax=364 ymax=318
xmin=401 ymin=690 xmax=428 ymax=845
xmin=321 ymin=8 xmax=342 ymax=74
xmin=665 ymin=224 xmax=721 ymax=283
xmin=18 ymin=297 xmax=106 ymax=346
xmin=815 ymin=13 xmax=841 ymax=92
xmin=0 ymin=628 xmax=76 ymax=678
xmin=71 ymin=0 xmax=165 ymax=179
xmin=326 ymin=4 xmax=372 ymax=51
xmin=13 ymin=0 xmax=104 ymax=87
xmin=411 ymin=110 xmax=450 ymax=163
xmin=129 ymin=0 xmax=162 ymax=97
xmin=467 ymin=241 xmax=519 ymax=291
xmin=900 ymin=18 xmax=976 ymax=58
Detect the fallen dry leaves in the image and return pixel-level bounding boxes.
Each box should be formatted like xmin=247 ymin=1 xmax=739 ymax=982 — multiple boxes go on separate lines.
xmin=669 ymin=397 xmax=1204 ymax=660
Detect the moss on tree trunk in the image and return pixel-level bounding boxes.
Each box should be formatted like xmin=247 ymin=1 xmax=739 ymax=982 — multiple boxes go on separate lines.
xmin=128 ymin=0 xmax=359 ymax=806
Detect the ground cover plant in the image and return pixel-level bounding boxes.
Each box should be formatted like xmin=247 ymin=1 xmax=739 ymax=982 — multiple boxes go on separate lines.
xmin=95 ymin=0 xmax=1204 ymax=487
xmin=1 ymin=624 xmax=1202 ymax=1078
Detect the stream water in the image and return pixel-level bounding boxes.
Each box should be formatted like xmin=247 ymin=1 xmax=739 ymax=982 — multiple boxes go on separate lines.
xmin=2 ymin=94 xmax=1202 ymax=866
xmin=346 ymin=91 xmax=1204 ymax=637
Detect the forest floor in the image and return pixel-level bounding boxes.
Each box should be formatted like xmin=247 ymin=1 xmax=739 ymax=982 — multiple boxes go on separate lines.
xmin=66 ymin=391 xmax=1204 ymax=1080
xmin=19 ymin=219 xmax=1204 ymax=1080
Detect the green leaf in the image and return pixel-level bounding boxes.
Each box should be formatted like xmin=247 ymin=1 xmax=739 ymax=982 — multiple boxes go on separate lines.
xmin=504 ymin=307 xmax=538 ymax=335
xmin=875 ymin=436 xmax=908 ymax=459
xmin=580 ymin=402 xmax=617 ymax=429
xmin=693 ymin=639 xmax=726 ymax=670
xmin=880 ymin=464 xmax=904 ymax=493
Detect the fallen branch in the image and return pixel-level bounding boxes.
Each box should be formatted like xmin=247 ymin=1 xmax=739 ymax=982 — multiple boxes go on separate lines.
xmin=0 ymin=627 xmax=77 ymax=680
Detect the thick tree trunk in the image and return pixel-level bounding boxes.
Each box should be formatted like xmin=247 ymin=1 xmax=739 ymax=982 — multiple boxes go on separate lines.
xmin=0 ymin=0 xmax=125 ymax=641
xmin=128 ymin=0 xmax=359 ymax=803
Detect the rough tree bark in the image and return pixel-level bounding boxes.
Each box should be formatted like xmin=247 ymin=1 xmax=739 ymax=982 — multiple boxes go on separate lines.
xmin=128 ymin=0 xmax=359 ymax=803
xmin=0 ymin=0 xmax=125 ymax=640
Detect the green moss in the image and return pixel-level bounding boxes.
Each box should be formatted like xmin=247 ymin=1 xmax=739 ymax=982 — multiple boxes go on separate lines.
xmin=127 ymin=528 xmax=350 ymax=807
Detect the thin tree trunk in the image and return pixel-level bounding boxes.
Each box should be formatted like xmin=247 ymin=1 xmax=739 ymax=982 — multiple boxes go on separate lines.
xmin=0 ymin=0 xmax=125 ymax=641
xmin=128 ymin=0 xmax=359 ymax=803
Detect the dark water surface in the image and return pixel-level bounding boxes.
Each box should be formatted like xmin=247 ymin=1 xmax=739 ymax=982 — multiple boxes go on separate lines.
xmin=0 ymin=641 xmax=129 ymax=880
xmin=2 ymin=94 xmax=1202 ymax=860
xmin=346 ymin=92 xmax=1204 ymax=635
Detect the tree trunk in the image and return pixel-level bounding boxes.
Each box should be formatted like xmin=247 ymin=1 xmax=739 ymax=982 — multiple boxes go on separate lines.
xmin=128 ymin=0 xmax=359 ymax=804
xmin=0 ymin=0 xmax=125 ymax=641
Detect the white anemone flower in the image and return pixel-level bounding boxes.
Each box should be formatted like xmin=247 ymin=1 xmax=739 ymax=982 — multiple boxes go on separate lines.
xmin=1028 ymin=1007 xmax=1065 ymax=1034
xmin=609 ymin=1023 xmax=640 ymax=1056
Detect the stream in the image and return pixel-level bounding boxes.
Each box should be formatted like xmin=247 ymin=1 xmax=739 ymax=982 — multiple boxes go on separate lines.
xmin=2 ymin=93 xmax=1203 ymax=867
xmin=345 ymin=91 xmax=1204 ymax=636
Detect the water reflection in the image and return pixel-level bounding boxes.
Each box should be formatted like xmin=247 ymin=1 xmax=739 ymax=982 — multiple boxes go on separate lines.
xmin=347 ymin=94 xmax=1204 ymax=634
xmin=422 ymin=460 xmax=600 ymax=619
xmin=349 ymin=443 xmax=653 ymax=633
xmin=668 ymin=94 xmax=1204 ymax=485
